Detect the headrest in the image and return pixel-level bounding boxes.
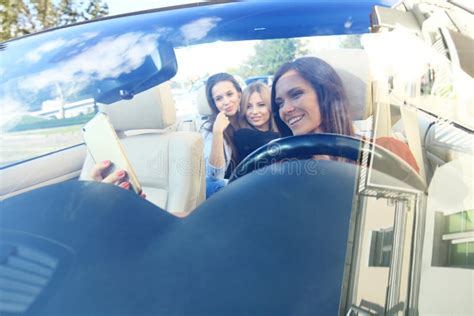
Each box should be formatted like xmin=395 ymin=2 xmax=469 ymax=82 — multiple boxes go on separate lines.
xmin=314 ymin=49 xmax=372 ymax=120
xmin=99 ymin=82 xmax=176 ymax=131
xmin=196 ymin=84 xmax=213 ymax=117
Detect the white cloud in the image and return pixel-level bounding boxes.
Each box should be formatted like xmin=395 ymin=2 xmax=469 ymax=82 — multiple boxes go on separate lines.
xmin=18 ymin=32 xmax=160 ymax=98
xmin=64 ymin=32 xmax=100 ymax=47
xmin=25 ymin=39 xmax=67 ymax=63
xmin=180 ymin=17 xmax=221 ymax=41
xmin=24 ymin=32 xmax=100 ymax=64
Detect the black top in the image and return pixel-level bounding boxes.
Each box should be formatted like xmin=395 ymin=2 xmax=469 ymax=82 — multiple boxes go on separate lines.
xmin=233 ymin=128 xmax=280 ymax=166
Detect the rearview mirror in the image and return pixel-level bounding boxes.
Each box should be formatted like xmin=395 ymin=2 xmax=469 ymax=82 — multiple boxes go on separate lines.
xmin=94 ymin=40 xmax=177 ymax=104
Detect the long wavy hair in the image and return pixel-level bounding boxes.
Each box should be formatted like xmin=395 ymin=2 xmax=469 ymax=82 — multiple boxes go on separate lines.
xmin=238 ymin=82 xmax=278 ymax=133
xmin=271 ymin=57 xmax=354 ymax=137
xmin=203 ymin=73 xmax=242 ymax=173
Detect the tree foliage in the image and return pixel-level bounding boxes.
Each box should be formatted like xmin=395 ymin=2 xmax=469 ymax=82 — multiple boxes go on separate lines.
xmin=338 ymin=35 xmax=363 ymax=49
xmin=0 ymin=0 xmax=109 ymax=41
xmin=230 ymin=39 xmax=309 ymax=79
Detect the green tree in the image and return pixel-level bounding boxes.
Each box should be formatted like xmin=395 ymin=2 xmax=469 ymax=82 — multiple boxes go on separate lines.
xmin=58 ymin=0 xmax=81 ymax=25
xmin=339 ymin=35 xmax=363 ymax=49
xmin=0 ymin=0 xmax=109 ymax=42
xmin=1 ymin=0 xmax=38 ymax=40
xmin=31 ymin=0 xmax=58 ymax=29
xmin=84 ymin=0 xmax=108 ymax=20
xmin=231 ymin=39 xmax=309 ymax=79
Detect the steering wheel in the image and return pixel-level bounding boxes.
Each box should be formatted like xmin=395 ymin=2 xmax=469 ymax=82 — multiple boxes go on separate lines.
xmin=229 ymin=133 xmax=425 ymax=191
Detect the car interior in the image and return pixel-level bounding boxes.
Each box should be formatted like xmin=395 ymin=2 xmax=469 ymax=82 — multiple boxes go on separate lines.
xmin=0 ymin=46 xmax=425 ymax=315
xmin=79 ymin=82 xmax=206 ymax=215
xmin=0 ymin=1 xmax=472 ymax=315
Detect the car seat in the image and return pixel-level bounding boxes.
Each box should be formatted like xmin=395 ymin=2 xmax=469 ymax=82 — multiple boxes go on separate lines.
xmin=313 ymin=49 xmax=373 ymax=134
xmin=80 ymin=82 xmax=205 ymax=215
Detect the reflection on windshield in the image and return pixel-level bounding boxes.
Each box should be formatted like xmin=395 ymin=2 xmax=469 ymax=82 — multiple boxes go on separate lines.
xmin=0 ymin=30 xmax=166 ymax=167
xmin=1 ymin=32 xmax=160 ymax=117
xmin=24 ymin=32 xmax=100 ymax=64
xmin=21 ymin=32 xmax=158 ymax=95
xmin=362 ymin=30 xmax=474 ymax=130
xmin=180 ymin=17 xmax=221 ymax=41
xmin=25 ymin=39 xmax=68 ymax=64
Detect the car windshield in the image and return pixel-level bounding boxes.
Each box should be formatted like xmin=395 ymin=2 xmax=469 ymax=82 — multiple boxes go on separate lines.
xmin=2 ymin=36 xmax=472 ymax=164
xmin=1 ymin=1 xmax=472 ymax=167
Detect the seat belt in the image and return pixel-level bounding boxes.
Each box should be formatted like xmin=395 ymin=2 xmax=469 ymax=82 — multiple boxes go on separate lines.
xmin=399 ymin=97 xmax=427 ymax=182
xmin=373 ymin=80 xmax=392 ymax=138
xmin=373 ymin=79 xmax=427 ymax=183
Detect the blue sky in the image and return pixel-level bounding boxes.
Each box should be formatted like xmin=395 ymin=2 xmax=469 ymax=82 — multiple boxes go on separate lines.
xmin=105 ymin=0 xmax=398 ymax=16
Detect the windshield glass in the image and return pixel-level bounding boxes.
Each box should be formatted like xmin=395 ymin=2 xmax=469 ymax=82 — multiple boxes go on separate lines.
xmin=0 ymin=1 xmax=380 ymax=167
xmin=2 ymin=30 xmax=472 ymax=167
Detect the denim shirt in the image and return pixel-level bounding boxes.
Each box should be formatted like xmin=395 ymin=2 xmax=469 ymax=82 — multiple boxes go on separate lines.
xmin=201 ymin=128 xmax=232 ymax=180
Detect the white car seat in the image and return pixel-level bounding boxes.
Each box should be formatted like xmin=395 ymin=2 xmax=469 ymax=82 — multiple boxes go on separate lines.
xmin=313 ymin=49 xmax=373 ymax=127
xmin=196 ymin=84 xmax=213 ymax=118
xmin=80 ymin=82 xmax=205 ymax=215
xmin=175 ymin=85 xmax=210 ymax=133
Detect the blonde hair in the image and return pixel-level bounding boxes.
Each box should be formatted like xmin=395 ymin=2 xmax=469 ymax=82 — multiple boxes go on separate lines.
xmin=239 ymin=82 xmax=278 ymax=132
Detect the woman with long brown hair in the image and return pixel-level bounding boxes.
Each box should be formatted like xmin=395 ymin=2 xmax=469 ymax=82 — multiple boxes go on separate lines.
xmin=272 ymin=57 xmax=354 ymax=137
xmin=201 ymin=73 xmax=242 ymax=197
xmin=271 ymin=56 xmax=419 ymax=171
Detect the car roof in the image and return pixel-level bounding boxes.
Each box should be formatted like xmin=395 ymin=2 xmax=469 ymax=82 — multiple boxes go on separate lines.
xmin=3 ymin=1 xmax=386 ymax=44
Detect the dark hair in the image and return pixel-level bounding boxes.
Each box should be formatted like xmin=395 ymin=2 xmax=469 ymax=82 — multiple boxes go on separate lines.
xmin=271 ymin=57 xmax=354 ymax=137
xmin=204 ymin=73 xmax=243 ymax=175
xmin=205 ymin=73 xmax=243 ymax=120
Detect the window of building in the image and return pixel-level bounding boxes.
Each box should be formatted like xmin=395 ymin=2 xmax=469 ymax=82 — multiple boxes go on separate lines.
xmin=369 ymin=227 xmax=394 ymax=267
xmin=432 ymin=209 xmax=474 ymax=269
xmin=443 ymin=209 xmax=474 ymax=268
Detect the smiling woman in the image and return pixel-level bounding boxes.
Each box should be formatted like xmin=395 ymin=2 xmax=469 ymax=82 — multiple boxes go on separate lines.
xmin=272 ymin=56 xmax=421 ymax=172
xmin=200 ymin=73 xmax=242 ymax=197
xmin=234 ymin=82 xmax=280 ymax=165
xmin=273 ymin=57 xmax=354 ymax=137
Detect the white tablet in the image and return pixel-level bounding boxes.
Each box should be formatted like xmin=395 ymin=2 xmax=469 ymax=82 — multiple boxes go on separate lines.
xmin=82 ymin=112 xmax=142 ymax=194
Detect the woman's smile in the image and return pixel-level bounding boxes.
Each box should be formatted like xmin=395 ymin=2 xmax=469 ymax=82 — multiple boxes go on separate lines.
xmin=275 ymin=70 xmax=322 ymax=135
xmin=245 ymin=91 xmax=271 ymax=131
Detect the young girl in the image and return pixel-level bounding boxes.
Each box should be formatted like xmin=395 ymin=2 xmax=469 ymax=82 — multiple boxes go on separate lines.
xmin=234 ymin=82 xmax=279 ymax=165
xmin=201 ymin=73 xmax=242 ymax=197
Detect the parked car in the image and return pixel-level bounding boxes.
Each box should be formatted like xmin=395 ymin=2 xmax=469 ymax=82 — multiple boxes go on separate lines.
xmin=0 ymin=1 xmax=472 ymax=315
xmin=245 ymin=75 xmax=274 ymax=86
